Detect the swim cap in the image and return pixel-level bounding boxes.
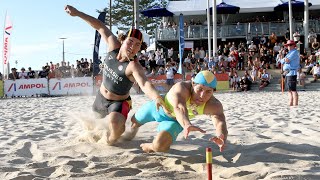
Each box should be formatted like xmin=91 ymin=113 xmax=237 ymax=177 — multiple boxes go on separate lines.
xmin=126 ymin=27 xmax=143 ymax=42
xmin=193 ymin=70 xmax=217 ymax=88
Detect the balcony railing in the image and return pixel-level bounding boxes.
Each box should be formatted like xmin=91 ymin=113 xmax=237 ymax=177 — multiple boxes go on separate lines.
xmin=156 ymin=20 xmax=320 ymax=40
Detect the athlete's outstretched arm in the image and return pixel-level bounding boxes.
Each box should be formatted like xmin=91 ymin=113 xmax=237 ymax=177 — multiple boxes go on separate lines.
xmin=65 ymin=5 xmax=120 ymax=51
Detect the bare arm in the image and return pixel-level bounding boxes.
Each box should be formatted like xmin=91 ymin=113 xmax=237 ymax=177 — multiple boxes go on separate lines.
xmin=168 ymin=82 xmax=206 ymax=138
xmin=65 ymin=5 xmax=120 ymax=51
xmin=131 ymin=61 xmax=161 ymax=100
xmin=169 ymin=82 xmax=192 ymax=128
xmin=205 ymin=98 xmax=228 ymax=151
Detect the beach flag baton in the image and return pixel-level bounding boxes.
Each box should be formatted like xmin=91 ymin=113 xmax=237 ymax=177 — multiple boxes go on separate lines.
xmin=206 ymin=147 xmax=212 ymax=180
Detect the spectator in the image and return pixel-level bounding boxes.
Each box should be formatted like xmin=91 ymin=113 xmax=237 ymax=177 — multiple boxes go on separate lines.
xmin=311 ymin=62 xmax=320 ymax=82
xmin=8 ymin=68 xmax=19 ymax=80
xmin=27 ymin=67 xmax=36 ymax=79
xmin=38 ymin=66 xmax=49 ymax=78
xmin=19 ymin=67 xmax=28 ymax=79
xmin=293 ymin=31 xmax=300 ymax=43
xmin=259 ymin=69 xmax=270 ymax=90
xmin=297 ymin=68 xmax=306 ymax=88
xmin=239 ymin=71 xmax=252 ymax=91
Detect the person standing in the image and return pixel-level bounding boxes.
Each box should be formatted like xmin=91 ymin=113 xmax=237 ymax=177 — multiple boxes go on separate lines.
xmin=280 ymin=40 xmax=300 ymax=106
xmin=65 ymin=5 xmax=168 ymax=145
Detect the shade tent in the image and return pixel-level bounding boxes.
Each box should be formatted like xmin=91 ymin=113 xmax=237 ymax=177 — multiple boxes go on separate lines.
xmin=140 ymin=6 xmax=174 ymax=18
xmin=274 ymin=0 xmax=312 ymax=11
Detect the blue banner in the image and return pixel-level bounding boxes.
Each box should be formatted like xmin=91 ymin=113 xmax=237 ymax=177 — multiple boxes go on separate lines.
xmin=93 ymin=12 xmax=106 ymax=77
xmin=177 ymin=14 xmax=184 ymax=74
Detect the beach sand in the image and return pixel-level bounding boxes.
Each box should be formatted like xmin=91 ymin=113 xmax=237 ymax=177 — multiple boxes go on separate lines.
xmin=1 ymin=91 xmax=320 ymax=180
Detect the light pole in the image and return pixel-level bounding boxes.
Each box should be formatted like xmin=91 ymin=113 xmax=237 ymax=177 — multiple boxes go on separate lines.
xmin=59 ymin=37 xmax=67 ymax=62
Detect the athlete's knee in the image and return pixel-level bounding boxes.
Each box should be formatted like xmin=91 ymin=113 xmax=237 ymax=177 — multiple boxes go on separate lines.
xmin=131 ymin=115 xmax=142 ymax=128
xmin=108 ymin=112 xmax=126 ymax=127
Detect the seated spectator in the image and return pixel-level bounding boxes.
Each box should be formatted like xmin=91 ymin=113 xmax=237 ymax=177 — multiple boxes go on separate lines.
xmin=297 ymin=68 xmax=306 ymax=88
xmin=230 ymin=72 xmax=240 ymax=91
xmin=259 ymin=69 xmax=270 ymax=90
xmin=311 ymin=62 xmax=320 ymax=82
xmin=19 ymin=67 xmax=28 ymax=79
xmin=239 ymin=71 xmax=253 ymax=91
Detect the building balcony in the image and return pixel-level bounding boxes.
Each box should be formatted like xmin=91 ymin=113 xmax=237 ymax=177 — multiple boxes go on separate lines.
xmin=156 ymin=20 xmax=320 ymax=41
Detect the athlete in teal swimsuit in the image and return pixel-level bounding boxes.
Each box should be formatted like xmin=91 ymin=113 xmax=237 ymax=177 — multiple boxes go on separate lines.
xmin=132 ymin=70 xmax=229 ymax=153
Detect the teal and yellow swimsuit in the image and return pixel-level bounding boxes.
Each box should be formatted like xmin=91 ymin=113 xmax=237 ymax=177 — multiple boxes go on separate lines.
xmin=134 ymin=94 xmax=206 ymax=141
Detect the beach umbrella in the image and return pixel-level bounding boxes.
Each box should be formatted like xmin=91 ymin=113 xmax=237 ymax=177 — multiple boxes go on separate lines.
xmin=209 ymin=2 xmax=240 ymax=15
xmin=140 ymin=6 xmax=173 ymax=18
xmin=208 ymin=2 xmax=240 ymax=24
xmin=274 ymin=0 xmax=312 ymax=11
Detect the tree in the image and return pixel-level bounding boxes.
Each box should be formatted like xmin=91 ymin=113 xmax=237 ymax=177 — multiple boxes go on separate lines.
xmin=100 ymin=0 xmax=168 ymax=35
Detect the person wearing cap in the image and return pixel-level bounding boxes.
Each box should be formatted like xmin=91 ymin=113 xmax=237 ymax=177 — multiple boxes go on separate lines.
xmin=8 ymin=68 xmax=19 ymax=80
xmin=130 ymin=70 xmax=228 ymax=153
xmin=279 ymin=40 xmax=300 ymax=106
xmin=65 ymin=5 xmax=169 ymax=145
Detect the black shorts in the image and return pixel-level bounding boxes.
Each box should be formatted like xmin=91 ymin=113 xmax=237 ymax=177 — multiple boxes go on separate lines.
xmin=92 ymin=90 xmax=132 ymax=118
xmin=285 ymin=75 xmax=297 ymax=91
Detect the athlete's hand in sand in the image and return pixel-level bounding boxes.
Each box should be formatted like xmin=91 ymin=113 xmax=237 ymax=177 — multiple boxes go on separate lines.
xmin=65 ymin=5 xmax=80 ymax=17
xmin=183 ymin=125 xmax=206 ymax=139
xmin=155 ymin=97 xmax=172 ymax=115
xmin=209 ymin=134 xmax=225 ymax=152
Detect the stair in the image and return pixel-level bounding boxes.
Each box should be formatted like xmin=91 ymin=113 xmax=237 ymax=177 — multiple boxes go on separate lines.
xmin=237 ymin=68 xmax=320 ymax=92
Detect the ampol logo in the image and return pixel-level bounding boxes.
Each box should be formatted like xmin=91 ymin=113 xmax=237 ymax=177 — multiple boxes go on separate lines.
xmin=52 ymin=82 xmax=61 ymax=90
xmin=18 ymin=84 xmax=46 ymax=89
xmin=63 ymin=82 xmax=91 ymax=88
xmin=8 ymin=83 xmax=16 ymax=92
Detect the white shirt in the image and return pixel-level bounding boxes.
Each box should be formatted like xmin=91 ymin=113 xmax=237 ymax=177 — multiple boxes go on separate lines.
xmin=313 ymin=66 xmax=320 ymax=75
xmin=166 ymin=67 xmax=175 ymax=79
xmin=19 ymin=72 xmax=28 ymax=79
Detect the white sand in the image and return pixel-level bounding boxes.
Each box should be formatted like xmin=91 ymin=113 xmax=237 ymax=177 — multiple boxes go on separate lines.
xmin=1 ymin=91 xmax=320 ymax=180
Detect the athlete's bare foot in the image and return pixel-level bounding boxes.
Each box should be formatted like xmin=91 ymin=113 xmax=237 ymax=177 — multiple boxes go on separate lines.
xmin=106 ymin=128 xmax=116 ymax=145
xmin=140 ymin=143 xmax=155 ymax=153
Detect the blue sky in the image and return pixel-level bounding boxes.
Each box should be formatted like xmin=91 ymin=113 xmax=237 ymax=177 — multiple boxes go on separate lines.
xmin=0 ymin=0 xmax=117 ymax=72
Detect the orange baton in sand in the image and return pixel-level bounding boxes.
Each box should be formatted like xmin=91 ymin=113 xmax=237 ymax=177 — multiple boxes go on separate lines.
xmin=206 ymin=147 xmax=212 ymax=180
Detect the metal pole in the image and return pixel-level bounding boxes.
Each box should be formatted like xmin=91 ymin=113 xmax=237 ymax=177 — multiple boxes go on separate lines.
xmin=212 ymin=0 xmax=217 ymax=55
xmin=207 ymin=0 xmax=211 ymax=59
xmin=304 ymin=0 xmax=309 ymax=49
xmin=289 ymin=0 xmax=293 ymax=40
xmin=134 ymin=0 xmax=139 ymax=28
xmin=59 ymin=38 xmax=67 ymax=62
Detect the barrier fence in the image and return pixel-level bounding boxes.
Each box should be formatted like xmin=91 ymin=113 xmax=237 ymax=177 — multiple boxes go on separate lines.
xmin=1 ymin=73 xmax=229 ymax=97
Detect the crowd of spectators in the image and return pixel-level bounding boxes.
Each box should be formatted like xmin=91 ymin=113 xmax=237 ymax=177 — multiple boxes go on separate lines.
xmin=138 ymin=30 xmax=320 ymax=91
xmin=6 ymin=57 xmax=95 ymax=81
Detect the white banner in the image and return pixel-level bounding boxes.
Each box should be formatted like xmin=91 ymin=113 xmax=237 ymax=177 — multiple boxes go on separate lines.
xmin=49 ymin=77 xmax=93 ymax=95
xmin=4 ymin=78 xmax=49 ymax=97
xmin=3 ymin=14 xmax=13 ymax=75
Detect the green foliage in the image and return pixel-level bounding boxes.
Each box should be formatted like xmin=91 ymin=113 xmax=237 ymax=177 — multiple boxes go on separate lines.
xmin=99 ymin=0 xmax=169 ymax=35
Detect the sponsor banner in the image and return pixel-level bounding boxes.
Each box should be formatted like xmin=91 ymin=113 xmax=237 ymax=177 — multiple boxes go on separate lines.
xmin=49 ymin=77 xmax=93 ymax=95
xmin=4 ymin=78 xmax=49 ymax=97
xmin=148 ymin=74 xmax=184 ymax=93
xmin=0 ymin=81 xmax=3 ymax=97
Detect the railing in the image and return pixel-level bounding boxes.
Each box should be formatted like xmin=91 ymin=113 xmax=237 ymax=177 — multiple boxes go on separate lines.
xmin=156 ymin=20 xmax=320 ymax=40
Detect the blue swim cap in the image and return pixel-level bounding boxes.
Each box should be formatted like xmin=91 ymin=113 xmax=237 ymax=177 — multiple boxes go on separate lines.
xmin=193 ymin=71 xmax=217 ymax=88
